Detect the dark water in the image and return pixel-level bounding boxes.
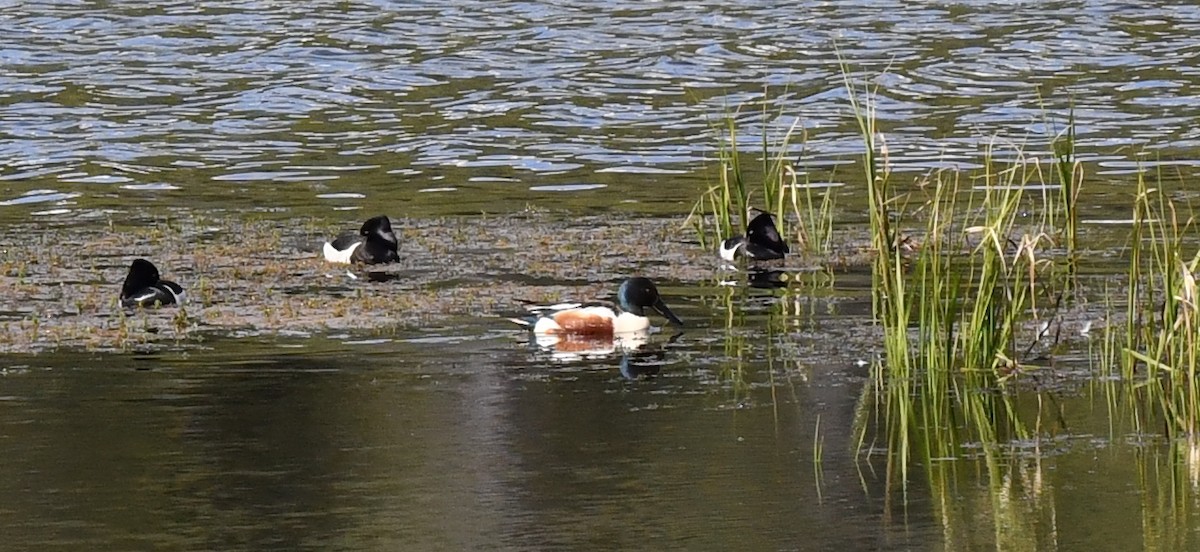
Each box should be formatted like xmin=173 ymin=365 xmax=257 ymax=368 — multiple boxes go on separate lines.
xmin=1 ymin=326 xmax=1194 ymax=551
xmin=0 ymin=330 xmax=903 ymax=551
xmin=2 ymin=1 xmax=1200 ymax=550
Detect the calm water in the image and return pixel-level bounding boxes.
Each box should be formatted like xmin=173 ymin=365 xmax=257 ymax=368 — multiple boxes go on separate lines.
xmin=2 ymin=326 xmax=1186 ymax=551
xmin=3 ymin=1 xmax=1200 ymax=550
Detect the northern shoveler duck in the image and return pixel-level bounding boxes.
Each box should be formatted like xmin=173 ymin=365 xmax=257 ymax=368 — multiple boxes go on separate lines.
xmin=720 ymin=211 xmax=789 ymax=262
xmin=511 ymin=277 xmax=683 ymax=336
xmin=322 ymin=215 xmax=399 ymax=265
xmin=120 ymin=258 xmax=184 ymax=309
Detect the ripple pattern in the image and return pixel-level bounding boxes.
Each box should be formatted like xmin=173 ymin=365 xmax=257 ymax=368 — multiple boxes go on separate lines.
xmin=0 ymin=0 xmax=1198 ymax=217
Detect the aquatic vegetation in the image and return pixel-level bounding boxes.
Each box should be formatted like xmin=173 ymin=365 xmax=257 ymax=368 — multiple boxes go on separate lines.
xmin=813 ymin=414 xmax=825 ymax=503
xmin=686 ymin=96 xmax=837 ymax=259
xmin=1052 ymin=109 xmax=1081 ymax=261
xmin=835 ymin=61 xmax=1090 ymax=495
xmin=688 ymin=86 xmax=1105 ymax=456
xmin=779 ymin=72 xmax=1200 ymax=540
xmin=0 ymin=214 xmax=710 ymax=353
xmin=1098 ymin=172 xmax=1200 ymax=438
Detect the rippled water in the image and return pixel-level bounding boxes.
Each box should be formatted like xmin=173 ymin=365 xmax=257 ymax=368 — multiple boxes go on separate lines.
xmin=3 ymin=1 xmax=1200 ymax=219
xmin=3 ymin=1 xmax=1200 ymax=550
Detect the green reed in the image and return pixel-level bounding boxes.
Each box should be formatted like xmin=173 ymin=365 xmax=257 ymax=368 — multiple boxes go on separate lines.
xmin=861 ymin=167 xmax=1041 ymax=487
xmin=687 ymin=98 xmax=836 ymax=257
xmin=1052 ymin=109 xmax=1081 ymax=260
xmin=843 ymin=63 xmax=1071 ymax=492
xmin=842 ymin=63 xmax=906 ymax=374
xmin=836 ymin=66 xmax=1200 ymax=548
xmin=1105 ymin=171 xmax=1200 ymax=437
xmin=787 ymin=165 xmax=838 ymax=257
xmin=711 ymin=113 xmax=750 ymax=243
xmin=1032 ymin=92 xmax=1083 ymax=264
xmin=813 ymin=414 xmax=825 ymax=503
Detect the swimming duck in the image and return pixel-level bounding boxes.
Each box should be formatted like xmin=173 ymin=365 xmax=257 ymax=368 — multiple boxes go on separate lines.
xmin=120 ymin=258 xmax=184 ymax=309
xmin=511 ymin=277 xmax=683 ymax=336
xmin=719 ymin=211 xmax=789 ymax=262
xmin=322 ymin=215 xmax=399 ymax=265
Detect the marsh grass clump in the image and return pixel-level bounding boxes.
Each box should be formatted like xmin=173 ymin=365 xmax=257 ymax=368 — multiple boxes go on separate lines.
xmin=686 ymin=97 xmax=837 ymax=259
xmin=858 ymin=162 xmax=1051 ymax=488
xmin=837 ymin=85 xmax=1200 ymax=513
xmin=838 ymin=63 xmax=1087 ymax=492
xmin=1098 ymin=171 xmax=1200 ymax=437
xmin=1048 ymin=106 xmax=1082 ymax=262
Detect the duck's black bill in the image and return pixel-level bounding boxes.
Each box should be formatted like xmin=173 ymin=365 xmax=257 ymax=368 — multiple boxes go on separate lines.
xmin=653 ymin=298 xmax=684 ymax=326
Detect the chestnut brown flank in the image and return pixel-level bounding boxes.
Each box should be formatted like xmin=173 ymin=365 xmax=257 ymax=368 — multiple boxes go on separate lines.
xmin=551 ymin=311 xmax=615 ymax=336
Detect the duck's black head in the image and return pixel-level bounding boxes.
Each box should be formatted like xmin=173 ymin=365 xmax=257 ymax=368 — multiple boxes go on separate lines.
xmin=121 ymin=258 xmax=161 ymax=298
xmin=360 ymin=215 xmax=397 ymax=244
xmin=360 ymin=215 xmax=399 ymax=262
xmin=617 ymin=277 xmax=683 ymax=326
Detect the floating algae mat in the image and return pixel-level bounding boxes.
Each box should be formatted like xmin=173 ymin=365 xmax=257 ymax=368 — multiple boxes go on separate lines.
xmin=0 ymin=213 xmax=728 ymax=353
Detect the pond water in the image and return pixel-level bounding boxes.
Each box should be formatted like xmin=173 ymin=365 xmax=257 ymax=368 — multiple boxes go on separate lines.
xmin=3 ymin=1 xmax=1200 ymax=550
xmin=4 ymin=327 xmax=1186 ymax=551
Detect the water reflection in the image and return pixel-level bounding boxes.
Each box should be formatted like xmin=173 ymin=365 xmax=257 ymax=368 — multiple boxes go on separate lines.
xmin=0 ymin=338 xmax=937 ymax=550
xmin=618 ymin=350 xmax=662 ymax=380
xmin=747 ymin=268 xmax=791 ymax=289
xmin=361 ymin=270 xmax=400 ymax=283
xmin=519 ymin=326 xmax=682 ymax=381
xmin=526 ymin=330 xmax=649 ymax=362
xmin=1 ymin=287 xmax=1197 ymax=549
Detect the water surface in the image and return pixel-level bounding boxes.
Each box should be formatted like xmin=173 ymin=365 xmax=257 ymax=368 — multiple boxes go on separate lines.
xmin=2 ymin=1 xmax=1199 ymax=550
xmin=2 ymin=0 xmax=1199 ymax=220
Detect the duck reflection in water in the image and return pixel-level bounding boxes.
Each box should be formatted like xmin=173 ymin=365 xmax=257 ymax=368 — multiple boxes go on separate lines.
xmin=363 ymin=271 xmax=400 ymax=283
xmin=336 ymin=269 xmax=401 ymax=283
xmin=747 ymin=268 xmax=790 ymax=289
xmin=529 ymin=330 xmax=649 ymax=362
xmin=525 ymin=329 xmax=681 ymax=380
xmin=618 ymin=335 xmax=681 ymax=379
xmin=717 ymin=268 xmax=806 ymax=290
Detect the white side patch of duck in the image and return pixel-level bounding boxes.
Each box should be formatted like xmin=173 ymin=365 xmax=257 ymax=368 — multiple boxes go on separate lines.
xmin=719 ymin=237 xmax=744 ymax=261
xmin=533 ymin=316 xmax=563 ymax=334
xmin=165 ymin=283 xmax=186 ymax=305
xmin=323 ymin=241 xmax=361 ymax=264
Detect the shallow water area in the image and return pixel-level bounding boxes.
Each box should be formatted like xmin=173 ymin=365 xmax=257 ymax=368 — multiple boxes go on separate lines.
xmin=0 ymin=319 xmax=1191 ymax=551
xmin=0 ymin=213 xmax=731 ymax=351
xmin=0 ymin=319 xmax=939 ymax=551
